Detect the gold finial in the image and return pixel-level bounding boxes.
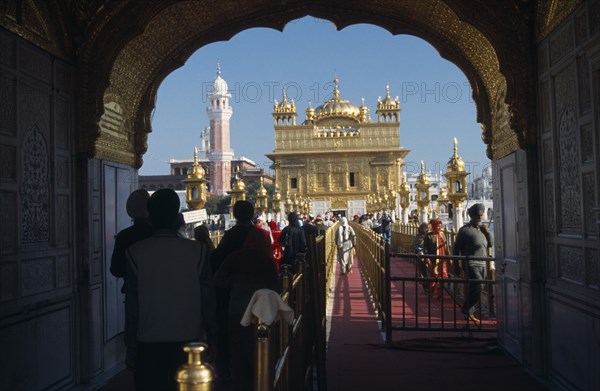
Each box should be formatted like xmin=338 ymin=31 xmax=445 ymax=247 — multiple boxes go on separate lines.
xmin=420 ymin=160 xmax=425 ymax=174
xmin=193 ymin=146 xmax=198 ymax=164
xmin=308 ymin=100 xmax=312 ymax=108
xmin=333 ymin=79 xmax=340 ymax=100
xmin=282 ymin=87 xmax=287 ymax=102
xmin=386 ymin=83 xmax=391 ymax=100
xmin=176 ymin=343 xmax=214 ymax=387
xmin=361 ymin=97 xmax=365 ymax=106
xmin=453 ymin=137 xmax=458 ymax=156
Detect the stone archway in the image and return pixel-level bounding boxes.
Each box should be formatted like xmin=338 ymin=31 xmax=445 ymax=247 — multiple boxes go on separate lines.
xmin=77 ymin=0 xmax=534 ymax=169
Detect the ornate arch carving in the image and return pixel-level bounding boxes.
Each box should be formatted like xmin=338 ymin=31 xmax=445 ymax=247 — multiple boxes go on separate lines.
xmin=77 ymin=0 xmax=534 ymax=168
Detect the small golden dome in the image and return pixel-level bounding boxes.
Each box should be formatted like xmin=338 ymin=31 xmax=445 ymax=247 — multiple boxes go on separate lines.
xmin=188 ymin=147 xmax=205 ymax=179
xmin=274 ymin=88 xmax=296 ymax=112
xmin=257 ymin=177 xmax=268 ymax=196
xmin=447 ymin=137 xmax=465 ymax=171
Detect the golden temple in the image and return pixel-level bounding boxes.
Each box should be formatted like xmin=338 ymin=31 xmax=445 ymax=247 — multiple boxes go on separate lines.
xmin=266 ymin=80 xmax=410 ymax=216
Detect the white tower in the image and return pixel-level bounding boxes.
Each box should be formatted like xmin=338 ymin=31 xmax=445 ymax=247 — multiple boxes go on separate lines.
xmin=206 ymin=63 xmax=234 ymax=195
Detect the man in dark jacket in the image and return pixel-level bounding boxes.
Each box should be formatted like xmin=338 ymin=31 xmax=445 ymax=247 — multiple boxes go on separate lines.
xmin=278 ymin=211 xmax=307 ymax=272
xmin=126 ymin=189 xmax=217 ymax=390
xmin=110 ymin=189 xmax=154 ymax=293
xmin=210 ymin=200 xmax=270 ymax=382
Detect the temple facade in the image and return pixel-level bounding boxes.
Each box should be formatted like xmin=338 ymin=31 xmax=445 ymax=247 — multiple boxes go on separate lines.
xmin=266 ymin=80 xmax=410 ymax=217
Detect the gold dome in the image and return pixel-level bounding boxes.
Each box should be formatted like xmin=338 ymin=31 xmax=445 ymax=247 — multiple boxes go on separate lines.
xmin=314 ymin=79 xmax=360 ymax=121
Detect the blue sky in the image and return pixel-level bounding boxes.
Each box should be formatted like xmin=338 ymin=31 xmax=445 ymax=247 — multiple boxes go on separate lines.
xmin=142 ymin=17 xmax=490 ymax=179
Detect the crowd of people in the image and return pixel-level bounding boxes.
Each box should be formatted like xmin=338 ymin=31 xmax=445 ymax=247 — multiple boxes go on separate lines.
xmin=109 ymin=189 xmax=494 ymax=389
xmin=109 ymin=188 xmax=358 ymax=390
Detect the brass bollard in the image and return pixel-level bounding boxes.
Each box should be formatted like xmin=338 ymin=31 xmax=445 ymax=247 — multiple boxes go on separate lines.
xmin=176 ymin=342 xmax=214 ymax=391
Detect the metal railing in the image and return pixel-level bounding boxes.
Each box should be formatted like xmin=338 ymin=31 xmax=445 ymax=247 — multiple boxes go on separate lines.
xmin=209 ymin=230 xmax=223 ymax=247
xmin=388 ymin=252 xmax=496 ymax=334
xmin=357 ymin=221 xmax=496 ymax=342
xmin=252 ymin=225 xmax=338 ymax=391
xmin=391 ymin=221 xmax=457 ymax=254
xmin=351 ymin=222 xmax=392 ymax=342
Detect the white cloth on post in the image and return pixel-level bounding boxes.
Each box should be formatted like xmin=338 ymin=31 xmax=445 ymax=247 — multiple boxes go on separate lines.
xmin=240 ymin=289 xmax=294 ymax=326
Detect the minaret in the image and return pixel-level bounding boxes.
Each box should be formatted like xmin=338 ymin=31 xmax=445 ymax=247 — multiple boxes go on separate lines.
xmin=206 ymin=63 xmax=234 ymax=195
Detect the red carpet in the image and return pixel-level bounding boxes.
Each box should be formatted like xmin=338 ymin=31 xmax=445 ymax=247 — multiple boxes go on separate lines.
xmin=326 ymin=257 xmax=547 ymax=391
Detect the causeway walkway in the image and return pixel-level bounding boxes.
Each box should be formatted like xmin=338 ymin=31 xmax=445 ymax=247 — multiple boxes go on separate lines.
xmin=92 ymin=256 xmax=547 ymax=391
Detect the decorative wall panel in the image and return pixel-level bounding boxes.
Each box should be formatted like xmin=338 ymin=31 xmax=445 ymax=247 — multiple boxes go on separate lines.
xmin=0 ymin=143 xmax=16 ymax=181
xmin=539 ymin=43 xmax=549 ymax=74
xmin=55 ymin=96 xmax=70 ymax=150
xmin=540 ymin=79 xmax=550 ymax=132
xmin=548 ymin=296 xmax=590 ymax=391
xmin=56 ymin=256 xmax=70 ymax=289
xmin=20 ymin=125 xmax=50 ymax=243
xmin=54 ymin=61 xmax=71 ymax=93
xmin=0 ymin=32 xmax=15 ymax=68
xmin=544 ymin=180 xmax=556 ymax=233
xmin=0 ymin=74 xmax=16 ymax=135
xmin=19 ymin=44 xmax=52 ymax=83
xmin=20 ymin=83 xmax=50 ymax=138
xmin=577 ymin=55 xmax=591 ymax=114
xmin=0 ymin=305 xmax=73 ymax=389
xmin=543 ymin=139 xmax=553 ymax=173
xmin=590 ymin=0 xmax=600 ymax=35
xmin=56 ymin=195 xmax=70 ymax=247
xmin=581 ymin=124 xmax=594 ymax=164
xmin=0 ymin=191 xmax=17 ymax=252
xmin=548 ymin=244 xmax=557 ymax=280
xmin=574 ymin=8 xmax=588 ymax=45
xmin=549 ymin=23 xmax=574 ymax=65
xmin=0 ymin=263 xmax=17 ymax=302
xmin=21 ymin=257 xmax=54 ymax=297
xmin=558 ymin=246 xmax=584 ymax=284
xmin=557 ymin=109 xmax=581 ymax=230
xmin=582 ymin=173 xmax=597 ymax=235
xmin=56 ymin=155 xmax=69 ymax=189
xmin=586 ymin=249 xmax=599 ymax=289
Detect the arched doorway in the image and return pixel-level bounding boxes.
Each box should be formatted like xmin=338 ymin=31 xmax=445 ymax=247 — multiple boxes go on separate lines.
xmin=4 ymin=1 xmax=598 ymax=390
xmin=77 ymin=0 xmax=535 ymax=371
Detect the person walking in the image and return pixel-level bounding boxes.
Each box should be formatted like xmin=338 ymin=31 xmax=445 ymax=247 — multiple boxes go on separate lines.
xmin=278 ymin=211 xmax=307 ymax=273
xmin=336 ymin=217 xmax=356 ymax=274
xmin=452 ymin=203 xmax=493 ymax=323
xmin=214 ymin=228 xmax=278 ymax=390
xmin=210 ymin=200 xmax=270 ymax=382
xmin=424 ymin=218 xmax=450 ymax=299
xmin=125 ymin=189 xmax=217 ymax=390
xmin=110 ymin=189 xmax=154 ymax=294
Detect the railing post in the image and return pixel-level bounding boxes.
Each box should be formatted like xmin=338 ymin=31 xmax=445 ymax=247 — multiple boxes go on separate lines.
xmin=296 ymin=254 xmax=305 ymax=317
xmin=254 ymin=321 xmax=272 ymax=391
xmin=176 ymin=343 xmax=214 ymax=391
xmin=384 ymin=239 xmax=392 ymax=344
